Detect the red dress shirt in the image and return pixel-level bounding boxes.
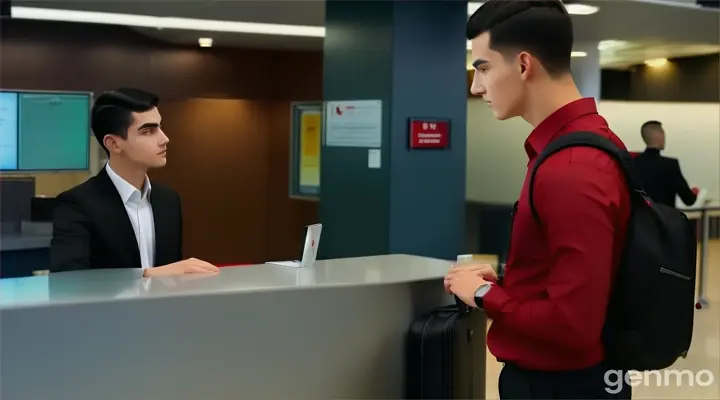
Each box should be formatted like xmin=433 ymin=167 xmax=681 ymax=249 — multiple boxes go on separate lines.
xmin=482 ymin=98 xmax=631 ymax=371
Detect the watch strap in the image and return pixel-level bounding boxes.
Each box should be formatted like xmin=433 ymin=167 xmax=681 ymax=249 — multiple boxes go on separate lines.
xmin=474 ymin=283 xmax=493 ymax=309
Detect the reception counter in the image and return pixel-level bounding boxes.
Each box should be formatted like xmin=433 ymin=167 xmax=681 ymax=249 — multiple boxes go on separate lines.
xmin=0 ymin=254 xmax=485 ymax=400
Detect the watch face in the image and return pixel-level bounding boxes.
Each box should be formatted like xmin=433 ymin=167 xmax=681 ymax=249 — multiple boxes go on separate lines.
xmin=475 ymin=283 xmax=491 ymax=298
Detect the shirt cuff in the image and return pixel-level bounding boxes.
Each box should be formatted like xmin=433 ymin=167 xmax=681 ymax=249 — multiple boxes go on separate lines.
xmin=482 ymin=284 xmax=511 ymax=316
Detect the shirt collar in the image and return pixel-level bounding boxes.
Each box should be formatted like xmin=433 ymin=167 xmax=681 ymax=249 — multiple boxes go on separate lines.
xmin=524 ymin=97 xmax=599 ymax=159
xmin=644 ymin=147 xmax=661 ymax=156
xmin=105 ymin=161 xmax=151 ymax=203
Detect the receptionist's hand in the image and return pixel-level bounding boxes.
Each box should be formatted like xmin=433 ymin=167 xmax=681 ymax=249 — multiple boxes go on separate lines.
xmin=143 ymin=258 xmax=219 ymax=277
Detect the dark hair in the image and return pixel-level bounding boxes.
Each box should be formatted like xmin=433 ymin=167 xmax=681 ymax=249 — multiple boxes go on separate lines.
xmin=91 ymin=88 xmax=159 ymax=153
xmin=640 ymin=120 xmax=662 ymax=143
xmin=466 ymin=0 xmax=573 ymax=77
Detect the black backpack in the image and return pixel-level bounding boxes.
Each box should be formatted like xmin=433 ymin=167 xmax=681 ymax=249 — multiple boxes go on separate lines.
xmin=528 ymin=132 xmax=696 ymax=372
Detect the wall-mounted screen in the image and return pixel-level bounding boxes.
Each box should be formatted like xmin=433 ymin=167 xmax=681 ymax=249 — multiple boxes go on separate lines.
xmin=0 ymin=92 xmax=19 ymax=170
xmin=18 ymin=93 xmax=90 ymax=170
xmin=0 ymin=90 xmax=91 ymax=171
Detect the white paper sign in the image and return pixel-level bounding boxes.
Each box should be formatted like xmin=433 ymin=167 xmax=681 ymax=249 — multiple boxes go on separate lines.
xmin=325 ymin=100 xmax=382 ymax=148
xmin=368 ymin=149 xmax=381 ymax=169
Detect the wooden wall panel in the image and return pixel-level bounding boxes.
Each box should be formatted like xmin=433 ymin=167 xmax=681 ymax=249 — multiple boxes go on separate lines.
xmin=7 ymin=172 xmax=89 ymax=197
xmin=149 ymin=99 xmax=269 ymax=264
xmin=0 ymin=19 xmax=323 ymax=102
xmin=147 ymin=98 xmax=318 ymax=264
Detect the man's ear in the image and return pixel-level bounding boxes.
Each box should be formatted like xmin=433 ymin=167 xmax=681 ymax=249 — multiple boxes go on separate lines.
xmin=518 ymin=52 xmax=532 ymax=79
xmin=103 ymin=134 xmax=122 ymax=154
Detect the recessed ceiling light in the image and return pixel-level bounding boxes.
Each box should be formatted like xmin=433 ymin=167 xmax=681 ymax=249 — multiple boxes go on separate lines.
xmin=468 ymin=2 xmax=483 ymax=14
xmin=198 ymin=37 xmax=213 ymax=47
xmin=598 ymin=40 xmax=629 ymax=50
xmin=565 ymin=4 xmax=599 ymax=15
xmin=645 ymin=58 xmax=668 ymax=67
xmin=468 ymin=2 xmax=599 ymax=15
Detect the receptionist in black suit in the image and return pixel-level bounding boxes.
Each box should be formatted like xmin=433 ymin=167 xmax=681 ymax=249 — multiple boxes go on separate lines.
xmin=634 ymin=120 xmax=699 ymax=208
xmin=50 ymin=88 xmax=219 ymax=277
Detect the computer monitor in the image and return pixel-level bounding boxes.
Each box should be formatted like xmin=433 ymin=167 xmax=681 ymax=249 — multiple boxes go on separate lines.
xmin=266 ymin=223 xmax=322 ymax=268
xmin=0 ymin=177 xmax=34 ymax=234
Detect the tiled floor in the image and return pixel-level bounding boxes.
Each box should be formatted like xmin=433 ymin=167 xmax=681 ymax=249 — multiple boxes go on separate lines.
xmin=483 ymin=240 xmax=720 ymax=399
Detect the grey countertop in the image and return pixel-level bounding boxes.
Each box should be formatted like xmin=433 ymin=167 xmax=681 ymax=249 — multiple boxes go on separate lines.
xmin=0 ymin=254 xmax=453 ymax=310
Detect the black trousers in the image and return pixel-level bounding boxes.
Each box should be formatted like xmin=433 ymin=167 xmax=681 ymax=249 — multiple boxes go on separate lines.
xmin=499 ymin=362 xmax=632 ymax=399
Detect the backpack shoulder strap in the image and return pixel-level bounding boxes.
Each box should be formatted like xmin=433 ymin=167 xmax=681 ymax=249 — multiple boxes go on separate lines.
xmin=528 ymin=131 xmax=643 ymax=224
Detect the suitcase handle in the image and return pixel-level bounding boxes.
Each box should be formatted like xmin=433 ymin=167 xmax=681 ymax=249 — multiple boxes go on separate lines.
xmin=454 ymin=295 xmax=472 ymax=313
xmin=436 ymin=300 xmax=470 ymax=313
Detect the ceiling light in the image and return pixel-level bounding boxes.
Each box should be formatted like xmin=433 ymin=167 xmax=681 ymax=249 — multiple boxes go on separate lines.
xmin=468 ymin=2 xmax=599 ymax=15
xmin=198 ymin=37 xmax=213 ymax=47
xmin=597 ymin=40 xmax=629 ymax=51
xmin=564 ymin=4 xmax=599 ymax=15
xmin=468 ymin=2 xmax=483 ymax=15
xmin=644 ymin=58 xmax=668 ymax=67
xmin=10 ymin=6 xmax=325 ymax=37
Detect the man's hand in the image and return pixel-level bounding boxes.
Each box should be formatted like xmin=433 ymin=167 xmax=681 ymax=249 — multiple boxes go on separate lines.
xmin=691 ymin=186 xmax=700 ymax=196
xmin=444 ymin=263 xmax=497 ymax=293
xmin=446 ymin=269 xmax=490 ymax=308
xmin=144 ymin=258 xmax=219 ymax=277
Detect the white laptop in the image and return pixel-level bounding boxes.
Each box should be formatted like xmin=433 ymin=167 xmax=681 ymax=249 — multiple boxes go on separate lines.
xmin=266 ymin=223 xmax=322 ymax=268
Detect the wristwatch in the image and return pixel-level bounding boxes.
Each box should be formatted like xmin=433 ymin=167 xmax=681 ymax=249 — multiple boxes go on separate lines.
xmin=474 ymin=283 xmax=493 ymax=309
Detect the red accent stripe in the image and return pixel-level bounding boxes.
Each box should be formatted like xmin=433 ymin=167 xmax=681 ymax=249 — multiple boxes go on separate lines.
xmin=216 ymin=264 xmax=251 ymax=268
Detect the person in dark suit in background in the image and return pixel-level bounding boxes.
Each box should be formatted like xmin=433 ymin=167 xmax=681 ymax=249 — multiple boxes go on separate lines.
xmin=51 ymin=88 xmax=218 ymax=277
xmin=634 ymin=120 xmax=699 ymax=208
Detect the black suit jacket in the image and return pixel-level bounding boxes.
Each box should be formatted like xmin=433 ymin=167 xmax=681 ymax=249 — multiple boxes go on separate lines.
xmin=634 ymin=148 xmax=697 ymax=208
xmin=50 ymin=167 xmax=183 ymax=273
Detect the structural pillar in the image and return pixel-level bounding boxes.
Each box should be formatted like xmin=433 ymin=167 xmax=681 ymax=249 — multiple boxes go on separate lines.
xmin=571 ymin=42 xmax=602 ymax=100
xmin=319 ymin=0 xmax=468 ymax=260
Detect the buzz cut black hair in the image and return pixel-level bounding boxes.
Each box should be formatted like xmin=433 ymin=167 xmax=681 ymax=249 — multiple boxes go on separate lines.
xmin=640 ymin=120 xmax=662 ymax=143
xmin=467 ymin=0 xmax=574 ymax=77
xmin=91 ymin=88 xmax=159 ymax=154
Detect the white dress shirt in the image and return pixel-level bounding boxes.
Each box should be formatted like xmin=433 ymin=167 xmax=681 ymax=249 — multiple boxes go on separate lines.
xmin=106 ymin=162 xmax=156 ymax=270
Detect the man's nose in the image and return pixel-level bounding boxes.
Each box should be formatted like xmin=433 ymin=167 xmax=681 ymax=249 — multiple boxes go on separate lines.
xmin=469 ymin=73 xmax=485 ymax=96
xmin=470 ymin=80 xmax=486 ymax=97
xmin=159 ymin=129 xmax=169 ymax=144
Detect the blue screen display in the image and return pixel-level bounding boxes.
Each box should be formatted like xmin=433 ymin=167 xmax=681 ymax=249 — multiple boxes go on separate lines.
xmin=0 ymin=92 xmax=19 ymax=170
xmin=0 ymin=90 xmax=91 ymax=172
xmin=18 ymin=93 xmax=90 ymax=171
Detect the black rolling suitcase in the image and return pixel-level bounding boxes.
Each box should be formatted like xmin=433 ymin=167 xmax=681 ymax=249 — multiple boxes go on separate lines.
xmin=405 ymin=303 xmax=486 ymax=399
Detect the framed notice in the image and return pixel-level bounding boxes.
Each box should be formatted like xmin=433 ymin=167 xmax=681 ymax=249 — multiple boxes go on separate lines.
xmin=325 ymin=100 xmax=382 ymax=148
xmin=289 ymin=102 xmax=322 ymax=198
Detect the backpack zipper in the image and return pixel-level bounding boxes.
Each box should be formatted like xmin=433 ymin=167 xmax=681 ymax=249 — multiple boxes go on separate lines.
xmin=659 ymin=267 xmax=691 ymax=281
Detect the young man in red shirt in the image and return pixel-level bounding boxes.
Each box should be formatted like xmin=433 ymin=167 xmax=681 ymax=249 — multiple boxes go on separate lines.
xmin=446 ymin=1 xmax=632 ymax=398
